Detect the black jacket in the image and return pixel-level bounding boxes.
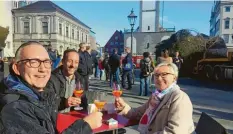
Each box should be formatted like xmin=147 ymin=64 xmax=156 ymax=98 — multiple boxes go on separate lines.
xmin=0 ymin=74 xmax=92 ymax=134
xmin=78 ymin=51 xmax=93 ymax=76
xmin=108 ymin=53 xmax=120 ymax=73
xmin=46 ymin=66 xmax=88 ymax=111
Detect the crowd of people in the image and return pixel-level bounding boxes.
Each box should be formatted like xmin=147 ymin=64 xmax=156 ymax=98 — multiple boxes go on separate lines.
xmin=0 ymin=41 xmax=194 ymax=134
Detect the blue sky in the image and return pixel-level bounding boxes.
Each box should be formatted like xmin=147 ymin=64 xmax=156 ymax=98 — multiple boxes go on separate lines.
xmin=53 ymin=1 xmax=213 ymax=46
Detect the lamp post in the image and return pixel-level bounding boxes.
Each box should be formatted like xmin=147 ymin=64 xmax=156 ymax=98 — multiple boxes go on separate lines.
xmin=127 ymin=8 xmax=137 ymax=54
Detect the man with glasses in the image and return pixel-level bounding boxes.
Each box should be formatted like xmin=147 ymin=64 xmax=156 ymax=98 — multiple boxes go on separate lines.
xmin=0 ymin=41 xmax=103 ymax=133
xmin=115 ymin=62 xmax=194 ymax=134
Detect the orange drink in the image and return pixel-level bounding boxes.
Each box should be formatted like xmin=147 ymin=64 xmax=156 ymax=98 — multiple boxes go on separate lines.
xmin=94 ymin=100 xmax=106 ymax=111
xmin=73 ymin=89 xmax=84 ymax=98
xmin=112 ymin=90 xmax=122 ymax=97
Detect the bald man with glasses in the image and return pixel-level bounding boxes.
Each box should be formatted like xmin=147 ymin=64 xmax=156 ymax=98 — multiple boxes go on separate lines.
xmin=0 ymin=41 xmax=102 ymax=134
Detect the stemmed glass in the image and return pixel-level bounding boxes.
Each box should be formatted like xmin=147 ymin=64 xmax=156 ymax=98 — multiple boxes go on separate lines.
xmin=112 ymin=82 xmax=123 ymax=98
xmin=94 ymin=92 xmax=107 ymax=112
xmin=73 ymin=81 xmax=84 ymax=110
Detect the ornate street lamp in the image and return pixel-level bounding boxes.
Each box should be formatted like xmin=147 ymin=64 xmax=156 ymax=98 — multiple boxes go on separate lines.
xmin=127 ymin=8 xmax=137 ymax=54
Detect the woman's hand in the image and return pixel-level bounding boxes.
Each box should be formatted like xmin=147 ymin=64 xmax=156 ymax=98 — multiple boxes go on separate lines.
xmin=115 ymin=97 xmax=131 ymax=115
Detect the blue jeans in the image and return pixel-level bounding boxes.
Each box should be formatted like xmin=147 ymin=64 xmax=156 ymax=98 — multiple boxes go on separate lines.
xmin=140 ymin=77 xmax=149 ymax=96
xmin=99 ymin=70 xmax=104 ymax=80
xmin=122 ymin=70 xmax=132 ymax=89
xmin=110 ymin=68 xmax=120 ymax=87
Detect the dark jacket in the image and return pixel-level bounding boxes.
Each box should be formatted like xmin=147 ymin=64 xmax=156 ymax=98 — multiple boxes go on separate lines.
xmin=140 ymin=58 xmax=154 ymax=78
xmin=0 ymin=74 xmax=92 ymax=134
xmin=108 ymin=53 xmax=120 ymax=73
xmin=122 ymin=53 xmax=133 ymax=71
xmin=78 ymin=51 xmax=93 ymax=76
xmin=46 ymin=66 xmax=88 ymax=111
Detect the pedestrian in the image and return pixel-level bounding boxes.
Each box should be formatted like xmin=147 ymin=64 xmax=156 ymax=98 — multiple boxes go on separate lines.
xmin=103 ymin=53 xmax=110 ymax=81
xmin=157 ymin=49 xmax=173 ymax=65
xmin=47 ymin=44 xmax=57 ymax=69
xmin=149 ymin=53 xmax=155 ymax=88
xmin=98 ymin=57 xmax=104 ymax=80
xmin=122 ymin=47 xmax=133 ymax=90
xmin=109 ymin=49 xmax=120 ymax=87
xmin=0 ymin=41 xmax=103 ymax=133
xmin=115 ymin=62 xmax=194 ymax=134
xmin=173 ymin=51 xmax=183 ymax=70
xmin=139 ymin=52 xmax=154 ymax=96
xmin=77 ymin=43 xmax=93 ymax=91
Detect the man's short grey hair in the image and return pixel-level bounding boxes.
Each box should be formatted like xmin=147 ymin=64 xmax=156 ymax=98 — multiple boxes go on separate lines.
xmin=155 ymin=62 xmax=179 ymax=78
xmin=15 ymin=41 xmax=43 ymax=62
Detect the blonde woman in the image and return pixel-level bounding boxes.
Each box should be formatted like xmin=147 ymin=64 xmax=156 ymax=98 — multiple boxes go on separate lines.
xmin=157 ymin=49 xmax=173 ymax=65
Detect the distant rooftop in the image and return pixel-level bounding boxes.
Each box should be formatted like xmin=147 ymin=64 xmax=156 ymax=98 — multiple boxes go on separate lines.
xmin=12 ymin=1 xmax=90 ymax=29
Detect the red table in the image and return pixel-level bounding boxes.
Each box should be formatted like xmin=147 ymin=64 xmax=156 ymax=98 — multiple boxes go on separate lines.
xmin=57 ymin=111 xmax=138 ymax=133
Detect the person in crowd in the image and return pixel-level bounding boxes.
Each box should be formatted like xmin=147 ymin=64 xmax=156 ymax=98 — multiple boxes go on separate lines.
xmin=0 ymin=57 xmax=4 ymax=72
xmin=173 ymin=51 xmax=183 ymax=70
xmin=149 ymin=53 xmax=155 ymax=88
xmin=53 ymin=50 xmax=62 ymax=69
xmin=46 ymin=49 xmax=87 ymax=113
xmin=157 ymin=49 xmax=173 ymax=65
xmin=103 ymin=53 xmax=110 ymax=81
xmin=91 ymin=50 xmax=99 ymax=78
xmin=115 ymin=62 xmax=194 ymax=134
xmin=122 ymin=47 xmax=133 ymax=90
xmin=77 ymin=43 xmax=93 ymax=91
xmin=139 ymin=52 xmax=154 ymax=96
xmin=47 ymin=44 xmax=57 ymax=69
xmin=98 ymin=56 xmax=104 ymax=80
xmin=0 ymin=41 xmax=103 ymax=133
xmin=108 ymin=49 xmax=120 ymax=87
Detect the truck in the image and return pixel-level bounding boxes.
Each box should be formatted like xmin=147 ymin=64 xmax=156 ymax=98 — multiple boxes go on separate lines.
xmin=193 ymin=38 xmax=233 ymax=81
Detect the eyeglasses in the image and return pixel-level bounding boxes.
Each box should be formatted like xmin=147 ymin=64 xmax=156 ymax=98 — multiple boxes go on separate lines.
xmin=154 ymin=72 xmax=174 ymax=78
xmin=17 ymin=58 xmax=52 ymax=69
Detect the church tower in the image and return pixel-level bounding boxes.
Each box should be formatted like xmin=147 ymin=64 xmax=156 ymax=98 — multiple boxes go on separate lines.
xmin=139 ymin=0 xmax=160 ymax=32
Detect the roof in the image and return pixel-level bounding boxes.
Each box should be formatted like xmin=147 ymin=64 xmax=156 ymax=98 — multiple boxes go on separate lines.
xmin=12 ymin=1 xmax=90 ymax=29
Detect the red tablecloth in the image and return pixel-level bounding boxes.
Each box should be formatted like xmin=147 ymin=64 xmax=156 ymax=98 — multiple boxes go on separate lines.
xmin=57 ymin=111 xmax=138 ymax=133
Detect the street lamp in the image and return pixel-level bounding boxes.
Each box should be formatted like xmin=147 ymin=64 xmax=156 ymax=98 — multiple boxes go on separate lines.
xmin=127 ymin=8 xmax=137 ymax=54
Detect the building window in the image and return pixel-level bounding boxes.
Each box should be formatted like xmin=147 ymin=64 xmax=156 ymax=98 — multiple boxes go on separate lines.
xmin=115 ymin=36 xmax=118 ymax=40
xmin=77 ymin=31 xmax=79 ymax=40
xmin=24 ymin=22 xmax=29 ymax=34
xmin=225 ymin=19 xmax=230 ymax=29
xmin=120 ymin=42 xmax=124 ymax=45
xmin=7 ymin=42 xmax=10 ymax=49
xmin=147 ymin=43 xmax=150 ymax=49
xmin=105 ymin=48 xmax=108 ymax=52
xmin=42 ymin=22 xmax=48 ymax=34
xmin=232 ymin=34 xmax=233 ymax=43
xmin=59 ymin=23 xmax=62 ymax=35
xmin=82 ymin=33 xmax=83 ymax=41
xmin=223 ymin=34 xmax=229 ymax=43
xmin=66 ymin=27 xmax=69 ymax=37
xmin=148 ymin=26 xmax=150 ymax=30
xmin=115 ymin=42 xmax=118 ymax=45
xmin=110 ymin=42 xmax=114 ymax=45
xmin=86 ymin=35 xmax=88 ymax=42
xmin=72 ymin=29 xmax=74 ymax=39
xmin=225 ymin=6 xmax=230 ymax=12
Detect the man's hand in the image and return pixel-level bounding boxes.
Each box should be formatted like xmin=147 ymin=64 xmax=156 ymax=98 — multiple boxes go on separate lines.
xmin=83 ymin=112 xmax=103 ymax=129
xmin=66 ymin=97 xmax=81 ymax=107
xmin=115 ymin=97 xmax=131 ymax=115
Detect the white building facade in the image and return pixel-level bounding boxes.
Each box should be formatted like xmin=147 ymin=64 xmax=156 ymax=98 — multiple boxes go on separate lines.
xmin=12 ymin=1 xmax=90 ymax=55
xmin=0 ymin=0 xmax=35 ymax=57
xmin=210 ymin=0 xmax=233 ymax=48
xmin=139 ymin=0 xmax=160 ymax=32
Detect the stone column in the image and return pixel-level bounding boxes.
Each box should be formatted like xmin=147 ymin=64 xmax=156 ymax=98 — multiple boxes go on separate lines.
xmin=53 ymin=16 xmax=57 ymax=33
